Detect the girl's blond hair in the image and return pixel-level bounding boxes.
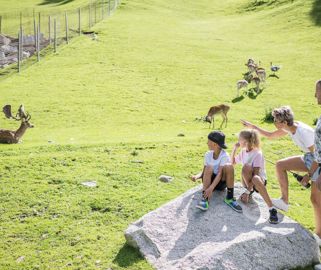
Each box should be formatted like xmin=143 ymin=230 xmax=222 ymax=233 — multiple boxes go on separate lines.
xmin=239 ymin=129 xmax=260 ymax=149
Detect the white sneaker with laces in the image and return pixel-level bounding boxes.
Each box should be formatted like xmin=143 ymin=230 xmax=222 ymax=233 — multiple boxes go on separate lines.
xmin=272 ymin=198 xmax=289 ymax=212
xmin=313 ymin=233 xmax=321 ymax=247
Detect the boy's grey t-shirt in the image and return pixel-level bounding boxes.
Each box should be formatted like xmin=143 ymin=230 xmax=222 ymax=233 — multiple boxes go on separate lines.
xmin=204 ymin=150 xmax=230 ymax=175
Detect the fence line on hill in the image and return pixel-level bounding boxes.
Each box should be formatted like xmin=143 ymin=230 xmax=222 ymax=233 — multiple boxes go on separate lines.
xmin=0 ymin=0 xmax=120 ymax=76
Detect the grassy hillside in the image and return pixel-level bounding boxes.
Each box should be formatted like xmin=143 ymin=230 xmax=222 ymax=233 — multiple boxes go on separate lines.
xmin=0 ymin=0 xmax=91 ymax=13
xmin=0 ymin=0 xmax=320 ymax=269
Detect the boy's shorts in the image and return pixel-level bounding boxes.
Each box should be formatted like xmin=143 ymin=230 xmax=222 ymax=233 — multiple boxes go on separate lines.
xmin=302 ymin=152 xmax=321 ymax=182
xmin=210 ymin=174 xmax=227 ymax=191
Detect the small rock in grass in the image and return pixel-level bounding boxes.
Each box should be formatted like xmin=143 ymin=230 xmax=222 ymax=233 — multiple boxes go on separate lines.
xmin=131 ymin=160 xmax=144 ymax=164
xmin=177 ymin=133 xmax=185 ymax=137
xmin=81 ymin=181 xmax=97 ymax=187
xmin=16 ymin=256 xmax=25 ymax=263
xmin=159 ymin=175 xmax=173 ymax=183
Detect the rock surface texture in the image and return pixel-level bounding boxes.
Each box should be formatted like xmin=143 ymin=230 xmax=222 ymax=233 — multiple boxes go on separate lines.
xmin=125 ymin=184 xmax=320 ymax=270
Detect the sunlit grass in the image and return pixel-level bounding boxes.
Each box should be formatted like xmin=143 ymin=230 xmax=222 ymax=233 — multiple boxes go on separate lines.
xmin=0 ymin=0 xmax=320 ymax=268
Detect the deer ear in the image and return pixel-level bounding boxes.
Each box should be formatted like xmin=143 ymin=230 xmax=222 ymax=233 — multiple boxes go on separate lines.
xmin=3 ymin=105 xmax=12 ymax=119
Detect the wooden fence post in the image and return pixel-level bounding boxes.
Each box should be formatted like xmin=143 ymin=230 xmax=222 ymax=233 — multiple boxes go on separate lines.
xmin=65 ymin=12 xmax=68 ymax=44
xmin=20 ymin=12 xmax=22 ymax=33
xmin=49 ymin=16 xmax=51 ymax=44
xmin=17 ymin=31 xmax=21 ymax=73
xmin=54 ymin=18 xmax=57 ymax=53
xmin=37 ymin=23 xmax=40 ymax=62
xmin=20 ymin=27 xmax=23 ymax=66
xmin=38 ymin=12 xmax=41 ymax=35
xmin=101 ymin=0 xmax=104 ymax=20
xmin=33 ymin=12 xmax=37 ymax=49
xmin=89 ymin=3 xmax=92 ymax=28
xmin=94 ymin=2 xmax=97 ymax=24
xmin=78 ymin=8 xmax=81 ymax=35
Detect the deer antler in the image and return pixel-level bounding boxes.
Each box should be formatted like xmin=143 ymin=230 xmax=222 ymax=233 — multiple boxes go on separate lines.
xmin=3 ymin=105 xmax=12 ymax=119
xmin=26 ymin=113 xmax=31 ymax=121
xmin=17 ymin=105 xmax=27 ymax=119
xmin=2 ymin=105 xmax=21 ymax=120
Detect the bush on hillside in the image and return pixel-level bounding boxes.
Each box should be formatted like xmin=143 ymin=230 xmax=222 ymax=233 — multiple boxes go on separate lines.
xmin=313 ymin=118 xmax=318 ymax=126
xmin=262 ymin=107 xmax=274 ymax=123
xmin=245 ymin=0 xmax=294 ymax=11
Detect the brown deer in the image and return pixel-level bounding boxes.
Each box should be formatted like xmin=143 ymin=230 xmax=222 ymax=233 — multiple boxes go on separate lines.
xmin=205 ymin=104 xmax=230 ymax=129
xmin=236 ymin=79 xmax=249 ymax=97
xmin=0 ymin=104 xmax=34 ymax=144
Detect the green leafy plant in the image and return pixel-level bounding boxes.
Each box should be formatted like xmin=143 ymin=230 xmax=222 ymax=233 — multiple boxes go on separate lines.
xmin=262 ymin=107 xmax=274 ymax=123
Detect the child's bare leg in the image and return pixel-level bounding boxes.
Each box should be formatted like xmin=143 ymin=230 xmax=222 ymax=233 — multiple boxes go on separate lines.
xmin=252 ymin=175 xmax=273 ymax=207
xmin=223 ymin=164 xmax=234 ymax=189
xmin=242 ymin=164 xmax=254 ymax=191
xmin=202 ymin=166 xmax=213 ymax=192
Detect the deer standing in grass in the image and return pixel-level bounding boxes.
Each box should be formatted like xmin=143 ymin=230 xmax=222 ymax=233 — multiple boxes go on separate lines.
xmin=0 ymin=105 xmax=34 ymax=144
xmin=205 ymin=104 xmax=230 ymax=129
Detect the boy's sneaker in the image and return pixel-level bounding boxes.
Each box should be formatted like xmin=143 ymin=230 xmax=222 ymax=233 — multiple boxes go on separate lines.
xmin=196 ymin=199 xmax=208 ymax=211
xmin=272 ymin=198 xmax=289 ymax=212
xmin=269 ymin=208 xmax=279 ymax=224
xmin=224 ymin=198 xmax=243 ymax=213
xmin=313 ymin=233 xmax=321 ymax=247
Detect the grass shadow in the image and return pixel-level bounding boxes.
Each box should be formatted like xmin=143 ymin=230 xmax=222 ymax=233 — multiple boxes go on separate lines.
xmin=247 ymin=87 xmax=263 ymax=99
xmin=310 ymin=0 xmax=321 ymax=26
xmin=38 ymin=0 xmax=74 ymax=6
xmin=231 ymin=95 xmax=245 ymax=103
xmin=268 ymin=74 xmax=280 ymax=79
xmin=113 ymin=243 xmax=144 ymax=267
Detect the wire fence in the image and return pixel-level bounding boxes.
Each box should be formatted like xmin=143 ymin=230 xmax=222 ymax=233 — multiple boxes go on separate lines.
xmin=0 ymin=0 xmax=120 ymax=76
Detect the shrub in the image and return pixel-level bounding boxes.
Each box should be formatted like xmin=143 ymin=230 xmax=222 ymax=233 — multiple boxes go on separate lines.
xmin=313 ymin=118 xmax=318 ymax=126
xmin=262 ymin=107 xmax=274 ymax=123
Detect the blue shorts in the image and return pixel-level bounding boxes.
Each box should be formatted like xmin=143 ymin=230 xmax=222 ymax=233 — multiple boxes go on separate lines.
xmin=302 ymin=152 xmax=321 ymax=182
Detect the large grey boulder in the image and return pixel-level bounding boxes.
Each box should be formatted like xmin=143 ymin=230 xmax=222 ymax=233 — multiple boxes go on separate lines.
xmin=125 ymin=184 xmax=320 ymax=270
xmin=0 ymin=34 xmax=10 ymax=46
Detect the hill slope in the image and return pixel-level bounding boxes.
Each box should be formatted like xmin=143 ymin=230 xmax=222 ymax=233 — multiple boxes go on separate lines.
xmin=0 ymin=0 xmax=320 ymax=269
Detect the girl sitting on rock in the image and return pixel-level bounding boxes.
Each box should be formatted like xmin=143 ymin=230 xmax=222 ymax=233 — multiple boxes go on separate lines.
xmin=231 ymin=129 xmax=279 ymax=224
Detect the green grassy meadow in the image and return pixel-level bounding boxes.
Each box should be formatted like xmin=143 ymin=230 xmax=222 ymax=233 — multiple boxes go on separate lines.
xmin=0 ymin=0 xmax=321 ymax=269
xmin=0 ymin=0 xmax=91 ymax=13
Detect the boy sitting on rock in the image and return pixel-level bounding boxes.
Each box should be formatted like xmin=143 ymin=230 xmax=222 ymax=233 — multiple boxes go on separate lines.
xmin=191 ymin=131 xmax=242 ymax=212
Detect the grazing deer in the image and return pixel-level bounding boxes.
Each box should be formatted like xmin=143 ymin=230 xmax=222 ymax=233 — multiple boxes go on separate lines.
xmin=205 ymin=104 xmax=230 ymax=129
xmin=255 ymin=67 xmax=266 ymax=82
xmin=0 ymin=104 xmax=34 ymax=144
xmin=252 ymin=77 xmax=261 ymax=91
xmin=236 ymin=79 xmax=249 ymax=97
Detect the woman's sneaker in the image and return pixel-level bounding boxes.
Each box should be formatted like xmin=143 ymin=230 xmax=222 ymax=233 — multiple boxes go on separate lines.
xmin=272 ymin=198 xmax=289 ymax=212
xmin=269 ymin=208 xmax=279 ymax=224
xmin=196 ymin=199 xmax=208 ymax=211
xmin=224 ymin=198 xmax=243 ymax=213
